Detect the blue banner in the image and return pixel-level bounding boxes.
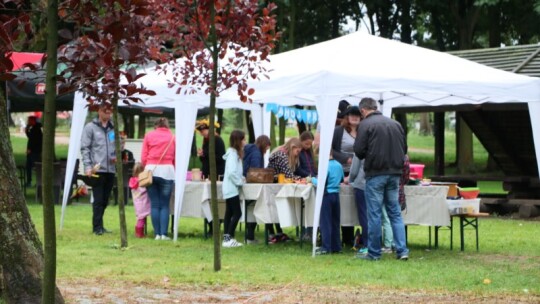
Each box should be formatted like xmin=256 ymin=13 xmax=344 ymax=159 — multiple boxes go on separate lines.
xmin=266 ymin=103 xmax=318 ymax=124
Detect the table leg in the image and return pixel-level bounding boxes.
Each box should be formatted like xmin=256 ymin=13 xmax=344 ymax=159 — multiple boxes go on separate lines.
xmin=244 ymin=200 xmax=248 ymax=244
xmin=475 ymin=218 xmax=479 ymax=251
xmin=300 ymin=198 xmax=304 ymax=249
xmin=460 ymin=216 xmax=465 ymax=251
xmin=434 ymin=226 xmax=439 ymax=249
xmin=428 ymin=226 xmax=432 ymax=249
xmin=450 ymin=218 xmax=453 ymax=250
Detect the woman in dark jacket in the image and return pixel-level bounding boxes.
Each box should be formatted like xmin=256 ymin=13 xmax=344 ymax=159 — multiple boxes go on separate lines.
xmin=242 ymin=135 xmax=271 ymax=244
xmin=196 ymin=121 xmax=225 ymax=180
xmin=243 ymin=135 xmax=271 ymax=176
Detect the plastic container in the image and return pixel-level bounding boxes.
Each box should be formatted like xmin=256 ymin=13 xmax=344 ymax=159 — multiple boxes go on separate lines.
xmin=459 ymin=187 xmax=480 ymax=199
xmin=409 ymin=164 xmax=425 ymax=179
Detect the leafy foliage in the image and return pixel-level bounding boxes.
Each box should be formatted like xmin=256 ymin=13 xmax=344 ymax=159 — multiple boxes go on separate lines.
xmin=150 ymin=0 xmax=279 ymax=103
xmin=57 ymin=0 xmax=161 ymax=106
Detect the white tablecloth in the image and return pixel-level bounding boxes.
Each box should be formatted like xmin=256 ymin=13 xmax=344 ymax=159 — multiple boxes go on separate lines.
xmin=402 ymin=185 xmax=451 ymax=226
xmin=339 ymin=185 xmax=359 ymax=226
xmin=274 ymin=184 xmax=315 ymax=227
xmin=180 ymin=183 xmax=467 ymax=229
xmin=180 ymin=182 xmax=306 ymax=225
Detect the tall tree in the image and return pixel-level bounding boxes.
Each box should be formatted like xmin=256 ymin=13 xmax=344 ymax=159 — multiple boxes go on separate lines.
xmin=0 ymin=0 xmax=64 ymax=302
xmin=154 ymin=0 xmax=278 ymax=271
xmin=42 ymin=0 xmax=62 ymax=302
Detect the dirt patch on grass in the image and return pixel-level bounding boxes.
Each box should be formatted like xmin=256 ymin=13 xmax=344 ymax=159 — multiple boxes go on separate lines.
xmin=59 ymin=279 xmax=538 ymax=303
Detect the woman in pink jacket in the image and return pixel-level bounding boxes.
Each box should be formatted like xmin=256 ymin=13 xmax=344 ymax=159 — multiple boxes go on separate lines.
xmin=141 ymin=118 xmax=175 ymax=240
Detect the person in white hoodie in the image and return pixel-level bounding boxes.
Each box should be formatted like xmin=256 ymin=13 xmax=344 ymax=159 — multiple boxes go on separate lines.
xmin=222 ymin=130 xmax=246 ymax=248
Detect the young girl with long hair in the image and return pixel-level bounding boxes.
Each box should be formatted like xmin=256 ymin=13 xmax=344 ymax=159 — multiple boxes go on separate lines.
xmin=129 ymin=162 xmax=150 ymax=238
xmin=221 ymin=130 xmax=246 ymax=248
xmin=266 ymin=137 xmax=303 ymax=243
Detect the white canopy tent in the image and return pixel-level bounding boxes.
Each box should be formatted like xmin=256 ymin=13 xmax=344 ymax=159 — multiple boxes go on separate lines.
xmin=61 ymin=31 xmax=540 ymax=256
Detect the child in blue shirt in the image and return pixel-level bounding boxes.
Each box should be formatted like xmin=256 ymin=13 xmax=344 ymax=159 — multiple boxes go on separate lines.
xmin=314 ymin=152 xmax=344 ymax=254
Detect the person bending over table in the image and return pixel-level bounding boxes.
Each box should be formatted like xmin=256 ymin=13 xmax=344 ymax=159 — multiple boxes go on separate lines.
xmin=243 ymin=135 xmax=271 ymax=244
xmin=295 ymin=131 xmax=317 ymax=241
xmin=266 ymin=137 xmax=303 ymax=243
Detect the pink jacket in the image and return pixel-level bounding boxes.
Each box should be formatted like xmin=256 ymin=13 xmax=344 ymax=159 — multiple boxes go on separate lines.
xmin=141 ymin=127 xmax=175 ymax=167
xmin=129 ymin=177 xmax=150 ymax=220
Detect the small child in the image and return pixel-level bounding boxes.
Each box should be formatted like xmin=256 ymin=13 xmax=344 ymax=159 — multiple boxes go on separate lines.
xmin=129 ymin=162 xmax=150 ymax=238
xmin=314 ymin=151 xmax=345 ymax=254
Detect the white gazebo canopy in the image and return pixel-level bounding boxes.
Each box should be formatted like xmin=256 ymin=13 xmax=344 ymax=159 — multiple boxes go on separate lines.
xmin=61 ymin=32 xmax=540 ymax=256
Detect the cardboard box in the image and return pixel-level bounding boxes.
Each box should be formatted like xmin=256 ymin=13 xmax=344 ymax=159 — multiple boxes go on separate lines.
xmin=447 ymin=199 xmax=480 ymax=215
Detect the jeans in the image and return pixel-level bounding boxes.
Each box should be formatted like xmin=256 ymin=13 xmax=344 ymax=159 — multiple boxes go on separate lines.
xmin=147 ymin=176 xmax=173 ymax=236
xmin=92 ymin=173 xmax=115 ymax=232
xmin=382 ymin=207 xmax=394 ymax=248
xmin=354 ymin=188 xmax=368 ymax=248
xmin=365 ymin=175 xmax=409 ymax=259
xmin=320 ymin=192 xmax=341 ymax=253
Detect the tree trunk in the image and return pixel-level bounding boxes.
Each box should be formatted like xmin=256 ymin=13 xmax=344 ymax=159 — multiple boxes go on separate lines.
xmin=112 ymin=97 xmax=128 ymax=249
xmin=278 ymin=117 xmax=286 ymax=145
xmin=209 ymin=2 xmax=222 ymax=272
xmin=137 ymin=115 xmax=146 ymax=139
xmin=0 ymin=91 xmax=61 ymax=303
xmin=41 ymin=0 xmax=64 ymax=302
xmin=419 ymin=113 xmax=432 ymax=135
xmin=457 ymin=115 xmax=474 ymax=173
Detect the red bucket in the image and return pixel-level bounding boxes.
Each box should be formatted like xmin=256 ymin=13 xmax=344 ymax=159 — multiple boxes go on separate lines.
xmin=409 ymin=164 xmax=425 ymax=179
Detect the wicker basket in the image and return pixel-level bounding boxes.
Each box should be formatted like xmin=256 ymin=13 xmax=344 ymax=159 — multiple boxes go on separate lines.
xmin=246 ymin=168 xmax=275 ymax=183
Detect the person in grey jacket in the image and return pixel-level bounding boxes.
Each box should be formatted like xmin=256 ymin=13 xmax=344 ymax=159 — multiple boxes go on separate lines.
xmin=81 ymin=104 xmax=116 ymax=236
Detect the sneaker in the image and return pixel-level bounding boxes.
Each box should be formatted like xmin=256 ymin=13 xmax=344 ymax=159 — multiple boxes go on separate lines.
xmin=222 ymin=239 xmax=231 ymax=247
xmin=301 ymin=233 xmax=312 ymax=242
xmin=161 ymin=235 xmax=171 ymax=241
xmin=397 ymin=254 xmax=409 ymax=261
xmin=246 ymin=239 xmax=259 ymax=245
xmin=279 ymin=233 xmax=292 ymax=242
xmin=155 ymin=235 xmax=161 ymax=240
xmin=357 ymin=247 xmax=368 ymax=255
xmin=269 ymin=236 xmax=280 ymax=244
xmin=315 ymin=247 xmax=329 ymax=255
xmin=382 ymin=247 xmax=393 ymax=254
xmin=355 ymin=254 xmax=380 ymax=261
xmin=94 ymin=230 xmax=103 ymax=236
xmin=223 ymin=239 xmax=243 ymax=248
xmin=101 ymin=228 xmax=112 ymax=234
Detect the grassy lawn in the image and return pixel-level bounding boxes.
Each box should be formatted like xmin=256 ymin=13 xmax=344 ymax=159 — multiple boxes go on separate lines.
xmin=7 ymin=127 xmax=540 ymax=300
xmin=25 ymin=201 xmax=540 ymax=297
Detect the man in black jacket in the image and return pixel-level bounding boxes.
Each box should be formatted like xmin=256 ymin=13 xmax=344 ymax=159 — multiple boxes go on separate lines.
xmin=353 ymin=97 xmax=409 ymax=261
xmin=25 ymin=116 xmax=42 ymax=187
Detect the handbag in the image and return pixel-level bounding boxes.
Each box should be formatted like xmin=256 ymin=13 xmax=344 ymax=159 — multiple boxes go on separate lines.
xmin=138 ymin=169 xmax=153 ymax=187
xmin=138 ymin=134 xmax=174 ymax=187
xmin=246 ymin=168 xmax=275 ymax=183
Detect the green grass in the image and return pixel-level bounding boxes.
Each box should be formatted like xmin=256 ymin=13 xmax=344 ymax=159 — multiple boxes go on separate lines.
xmin=26 ymin=201 xmax=540 ymax=296
xmin=7 ymin=127 xmax=540 ymax=297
